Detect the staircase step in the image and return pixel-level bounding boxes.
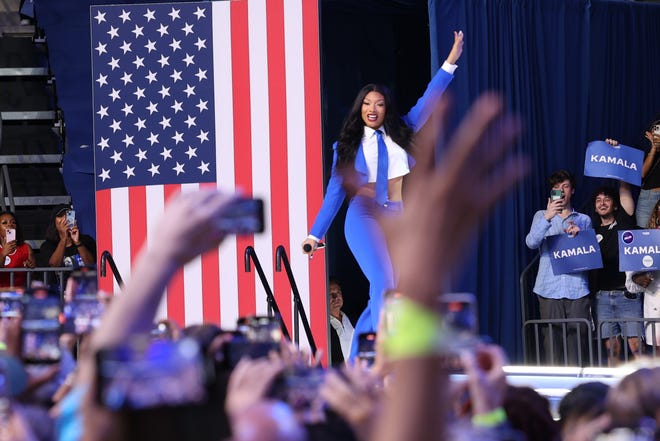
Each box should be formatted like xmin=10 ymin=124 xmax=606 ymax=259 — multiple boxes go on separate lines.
xmin=0 ymin=154 xmax=61 ymax=164
xmin=0 ymin=25 xmax=36 ymax=38
xmin=5 ymin=195 xmax=71 ymax=206
xmin=0 ymin=66 xmax=48 ymax=76
xmin=0 ymin=77 xmax=55 ymax=111
xmin=0 ymin=123 xmax=61 ymax=155
xmin=0 ymin=34 xmax=46 ymax=66
xmin=0 ymin=164 xmax=67 ymax=195
xmin=1 ymin=110 xmax=55 ymax=120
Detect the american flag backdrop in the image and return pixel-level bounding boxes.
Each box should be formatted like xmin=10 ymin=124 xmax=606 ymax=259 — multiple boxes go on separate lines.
xmin=91 ymin=0 xmax=327 ymax=354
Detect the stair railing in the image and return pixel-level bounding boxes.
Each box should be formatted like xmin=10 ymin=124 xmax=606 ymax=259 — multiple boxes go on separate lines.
xmin=244 ymin=246 xmax=291 ymax=340
xmin=100 ymin=250 xmax=124 ymax=288
xmin=275 ymin=245 xmax=317 ymax=355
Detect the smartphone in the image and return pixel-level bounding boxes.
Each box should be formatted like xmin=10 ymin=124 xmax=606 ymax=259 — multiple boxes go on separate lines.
xmin=356 ymin=332 xmax=377 ymax=367
xmin=241 ymin=315 xmax=283 ymax=343
xmin=383 ymin=290 xmax=403 ymax=337
xmin=437 ymin=293 xmax=479 ymax=351
xmin=268 ymin=366 xmax=326 ymax=415
xmin=216 ymin=198 xmax=264 ymax=234
xmin=5 ymin=228 xmax=15 ymax=243
xmin=96 ymin=337 xmax=210 ymax=410
xmin=62 ymin=294 xmax=105 ymax=334
xmin=221 ymin=336 xmax=280 ymax=369
xmin=65 ymin=268 xmax=98 ymax=299
xmin=0 ymin=291 xmax=23 ymax=318
xmin=65 ymin=209 xmax=76 ymax=227
xmin=550 ymin=189 xmax=563 ymax=201
xmin=20 ymin=296 xmax=62 ymax=364
xmin=653 ymin=124 xmax=660 ymax=136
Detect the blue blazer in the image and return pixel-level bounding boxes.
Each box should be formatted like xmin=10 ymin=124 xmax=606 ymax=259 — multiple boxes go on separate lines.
xmin=309 ymin=68 xmax=454 ymax=239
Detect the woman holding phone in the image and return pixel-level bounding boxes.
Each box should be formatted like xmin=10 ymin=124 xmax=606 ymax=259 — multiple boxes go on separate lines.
xmin=636 ymin=119 xmax=660 ymax=227
xmin=302 ymin=31 xmax=464 ymax=359
xmin=39 ymin=204 xmax=96 ymax=268
xmin=0 ymin=211 xmax=36 ymax=288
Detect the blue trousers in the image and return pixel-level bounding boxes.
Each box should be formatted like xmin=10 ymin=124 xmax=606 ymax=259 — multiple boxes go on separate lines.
xmin=344 ymin=195 xmax=402 ymax=360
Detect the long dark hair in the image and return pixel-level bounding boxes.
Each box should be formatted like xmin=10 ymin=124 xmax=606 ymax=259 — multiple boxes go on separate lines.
xmin=336 ymin=83 xmax=413 ymax=166
xmin=0 ymin=211 xmax=25 ymax=245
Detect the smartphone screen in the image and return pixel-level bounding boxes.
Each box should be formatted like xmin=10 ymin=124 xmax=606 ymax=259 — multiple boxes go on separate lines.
xmin=356 ymin=332 xmax=377 ymax=367
xmin=270 ymin=366 xmax=326 ymax=415
xmin=96 ymin=337 xmax=209 ymax=410
xmin=62 ymin=294 xmax=105 ymax=334
xmin=216 ymin=198 xmax=264 ymax=234
xmin=550 ymin=189 xmax=563 ymax=201
xmin=65 ymin=210 xmax=76 ymax=227
xmin=21 ymin=297 xmax=62 ymax=364
xmin=437 ymin=293 xmax=478 ymax=351
xmin=0 ymin=291 xmax=23 ymax=318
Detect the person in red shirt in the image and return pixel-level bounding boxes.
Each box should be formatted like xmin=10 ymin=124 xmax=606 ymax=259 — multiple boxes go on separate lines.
xmin=0 ymin=211 xmax=36 ymax=288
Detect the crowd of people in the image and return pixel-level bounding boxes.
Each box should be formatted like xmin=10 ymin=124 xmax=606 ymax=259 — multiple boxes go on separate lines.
xmin=526 ymin=125 xmax=660 ymax=367
xmin=0 ymin=204 xmax=97 ymax=290
xmin=2 ymin=85 xmax=660 ymax=441
xmin=2 ymin=27 xmax=660 ymax=440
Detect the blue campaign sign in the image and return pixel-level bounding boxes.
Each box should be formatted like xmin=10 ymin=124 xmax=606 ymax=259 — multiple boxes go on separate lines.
xmin=583 ymin=141 xmax=643 ymax=186
xmin=618 ymin=229 xmax=660 ymax=271
xmin=546 ymin=229 xmax=603 ymax=275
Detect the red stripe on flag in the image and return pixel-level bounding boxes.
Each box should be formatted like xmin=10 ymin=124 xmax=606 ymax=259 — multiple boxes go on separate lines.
xmin=266 ymin=0 xmax=293 ymax=329
xmin=302 ymin=0 xmax=327 ymax=357
xmin=164 ymin=184 xmax=185 ymax=326
xmin=200 ymin=182 xmax=220 ymax=323
xmin=231 ymin=1 xmax=256 ymax=317
xmin=96 ymin=189 xmax=114 ymax=294
xmin=128 ymin=186 xmax=147 ymax=267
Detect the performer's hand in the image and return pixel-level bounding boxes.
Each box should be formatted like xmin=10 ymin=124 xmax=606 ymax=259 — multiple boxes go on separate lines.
xmin=301 ymin=237 xmax=318 ymax=257
xmin=446 ymin=30 xmax=464 ymax=65
xmin=386 ymin=93 xmax=527 ymax=306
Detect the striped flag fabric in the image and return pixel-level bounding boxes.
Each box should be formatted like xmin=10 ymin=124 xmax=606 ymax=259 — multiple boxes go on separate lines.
xmin=91 ymin=0 xmax=327 ymax=355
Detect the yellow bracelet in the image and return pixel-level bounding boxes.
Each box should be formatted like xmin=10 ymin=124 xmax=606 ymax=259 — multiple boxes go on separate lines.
xmin=382 ymin=296 xmax=445 ymax=360
xmin=472 ymin=407 xmax=507 ymax=428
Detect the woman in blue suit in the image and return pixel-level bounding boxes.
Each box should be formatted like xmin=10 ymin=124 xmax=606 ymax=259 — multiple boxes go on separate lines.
xmin=302 ymin=31 xmax=464 ymax=359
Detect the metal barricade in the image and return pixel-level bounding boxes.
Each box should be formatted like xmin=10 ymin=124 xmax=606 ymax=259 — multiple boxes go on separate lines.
xmin=596 ymin=317 xmax=660 ymax=366
xmin=523 ymin=318 xmax=594 ymax=366
xmin=0 ymin=266 xmax=75 ymax=298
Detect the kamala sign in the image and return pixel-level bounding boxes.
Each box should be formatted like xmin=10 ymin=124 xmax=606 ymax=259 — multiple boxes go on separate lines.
xmin=619 ymin=229 xmax=660 ymax=271
xmin=546 ymin=229 xmax=602 ymax=275
xmin=583 ymin=141 xmax=643 ymax=186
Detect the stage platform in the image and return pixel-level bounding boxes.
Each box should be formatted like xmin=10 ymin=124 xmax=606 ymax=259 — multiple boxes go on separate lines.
xmin=451 ymin=364 xmax=657 ymax=418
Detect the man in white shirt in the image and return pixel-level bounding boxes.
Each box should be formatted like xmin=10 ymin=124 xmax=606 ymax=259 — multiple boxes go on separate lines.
xmin=328 ymin=278 xmax=355 ymax=365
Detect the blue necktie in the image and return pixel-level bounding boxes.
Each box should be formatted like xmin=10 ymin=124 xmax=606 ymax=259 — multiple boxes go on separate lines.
xmin=375 ymin=129 xmax=389 ymax=205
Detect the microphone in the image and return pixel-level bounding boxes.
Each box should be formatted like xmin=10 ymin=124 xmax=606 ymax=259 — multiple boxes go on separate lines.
xmin=303 ymin=242 xmax=325 ymax=252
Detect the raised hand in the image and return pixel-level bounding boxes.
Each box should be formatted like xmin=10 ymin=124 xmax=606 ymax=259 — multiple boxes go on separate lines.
xmin=387 ymin=93 xmax=527 ymax=306
xmin=446 ymin=30 xmax=464 ymax=65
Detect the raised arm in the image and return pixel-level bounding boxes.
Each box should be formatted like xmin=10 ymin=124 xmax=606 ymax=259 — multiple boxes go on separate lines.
xmin=403 ymin=31 xmax=464 ymax=131
xmin=604 ymin=138 xmax=635 ymax=216
xmin=641 ymin=130 xmax=660 ymax=178
xmin=372 ymin=93 xmax=527 ymax=441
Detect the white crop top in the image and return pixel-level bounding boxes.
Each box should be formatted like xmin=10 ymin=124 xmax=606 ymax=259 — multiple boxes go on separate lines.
xmin=362 ymin=127 xmax=410 ymax=183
